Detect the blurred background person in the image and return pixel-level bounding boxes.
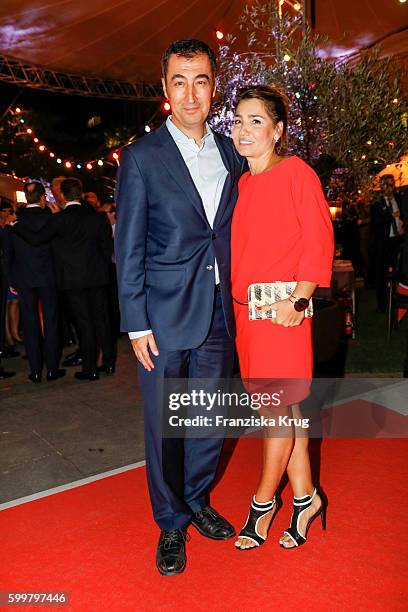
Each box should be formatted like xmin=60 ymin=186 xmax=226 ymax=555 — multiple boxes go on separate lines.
xmin=0 ymin=198 xmax=16 ymax=379
xmin=12 ymin=178 xmax=115 ymax=380
xmin=3 ymin=181 xmax=64 ymax=383
xmin=371 ymin=174 xmax=404 ymax=312
xmin=84 ymin=191 xmax=102 ymax=210
xmin=0 ymin=200 xmax=21 ymax=357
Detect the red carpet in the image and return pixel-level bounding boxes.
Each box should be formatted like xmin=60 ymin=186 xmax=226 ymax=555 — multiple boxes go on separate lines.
xmin=1 ymin=433 xmax=408 ymax=610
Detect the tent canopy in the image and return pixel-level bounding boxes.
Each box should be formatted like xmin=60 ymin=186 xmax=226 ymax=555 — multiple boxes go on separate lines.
xmin=0 ymin=0 xmax=407 ymax=83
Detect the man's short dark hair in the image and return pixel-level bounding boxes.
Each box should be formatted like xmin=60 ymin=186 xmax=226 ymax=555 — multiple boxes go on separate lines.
xmin=161 ymin=39 xmax=217 ymax=79
xmin=23 ymin=181 xmax=45 ymax=205
xmin=60 ymin=178 xmax=83 ymax=201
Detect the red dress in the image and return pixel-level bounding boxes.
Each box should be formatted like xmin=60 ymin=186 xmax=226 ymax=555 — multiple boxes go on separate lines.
xmin=231 ymin=156 xmax=334 ymax=399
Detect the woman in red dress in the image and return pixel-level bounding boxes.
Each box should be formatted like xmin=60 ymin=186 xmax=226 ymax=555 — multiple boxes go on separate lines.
xmin=230 ymin=85 xmax=334 ymax=550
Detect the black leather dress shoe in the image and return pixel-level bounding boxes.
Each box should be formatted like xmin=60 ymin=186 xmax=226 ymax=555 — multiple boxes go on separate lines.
xmin=191 ymin=506 xmax=235 ymax=540
xmin=28 ymin=372 xmax=42 ymax=383
xmin=62 ymin=351 xmax=83 ymax=367
xmin=97 ymin=365 xmax=115 ymax=375
xmin=156 ymin=529 xmax=188 ymax=576
xmin=46 ymin=369 xmax=66 ymax=381
xmin=74 ymin=371 xmax=99 ymax=381
xmin=0 ymin=368 xmax=15 ymax=379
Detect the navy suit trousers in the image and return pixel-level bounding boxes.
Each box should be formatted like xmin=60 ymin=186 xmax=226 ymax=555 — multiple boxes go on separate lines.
xmin=137 ymin=290 xmax=234 ymax=531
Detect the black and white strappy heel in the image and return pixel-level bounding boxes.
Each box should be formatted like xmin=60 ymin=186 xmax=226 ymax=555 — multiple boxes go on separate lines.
xmin=280 ymin=488 xmax=326 ymax=549
xmin=235 ymin=496 xmax=278 ymax=550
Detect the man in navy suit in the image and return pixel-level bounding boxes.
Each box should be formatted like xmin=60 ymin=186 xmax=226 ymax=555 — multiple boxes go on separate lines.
xmin=3 ymin=182 xmax=63 ymax=382
xmin=115 ymin=39 xmax=245 ymax=575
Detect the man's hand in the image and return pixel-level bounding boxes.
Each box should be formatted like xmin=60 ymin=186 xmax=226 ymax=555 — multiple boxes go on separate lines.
xmin=130 ymin=333 xmax=159 ymax=371
xmin=48 ymin=202 xmax=61 ymax=214
xmin=257 ymin=299 xmax=305 ymax=327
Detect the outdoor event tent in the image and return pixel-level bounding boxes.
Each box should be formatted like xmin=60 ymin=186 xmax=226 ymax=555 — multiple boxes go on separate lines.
xmin=0 ymin=0 xmax=406 ymax=87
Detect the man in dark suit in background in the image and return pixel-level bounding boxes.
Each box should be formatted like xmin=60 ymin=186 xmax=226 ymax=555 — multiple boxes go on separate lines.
xmin=115 ymin=39 xmax=245 ymax=576
xmin=13 ymin=178 xmax=114 ymax=380
xmin=3 ymin=181 xmax=63 ymax=382
xmin=371 ymin=174 xmax=404 ymax=311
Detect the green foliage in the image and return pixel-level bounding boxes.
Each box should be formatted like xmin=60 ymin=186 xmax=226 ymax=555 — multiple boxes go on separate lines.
xmin=212 ymin=0 xmax=407 ymax=191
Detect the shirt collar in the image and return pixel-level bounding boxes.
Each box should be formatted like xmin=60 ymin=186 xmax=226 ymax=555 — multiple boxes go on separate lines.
xmin=65 ymin=201 xmax=81 ymax=208
xmin=166 ymin=116 xmax=213 ymax=146
xmin=26 ymin=204 xmax=41 ymax=208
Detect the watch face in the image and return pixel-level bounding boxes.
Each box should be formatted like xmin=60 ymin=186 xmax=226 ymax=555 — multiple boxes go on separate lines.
xmin=294 ymin=298 xmax=309 ymax=312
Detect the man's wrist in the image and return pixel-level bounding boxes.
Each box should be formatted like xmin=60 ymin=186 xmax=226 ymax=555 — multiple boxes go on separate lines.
xmin=128 ymin=330 xmax=152 ymax=340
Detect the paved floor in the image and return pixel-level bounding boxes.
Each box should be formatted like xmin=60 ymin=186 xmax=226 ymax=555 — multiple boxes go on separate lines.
xmin=1 ymin=337 xmax=407 ymax=506
xmin=0 ymin=338 xmax=145 ymax=504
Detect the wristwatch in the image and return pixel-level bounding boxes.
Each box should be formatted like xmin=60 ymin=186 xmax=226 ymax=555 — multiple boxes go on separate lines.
xmin=288 ymin=294 xmax=310 ymax=312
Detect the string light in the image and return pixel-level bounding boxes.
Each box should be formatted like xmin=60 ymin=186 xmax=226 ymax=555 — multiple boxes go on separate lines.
xmin=145 ymin=125 xmax=151 ymax=133
xmin=366 ymin=140 xmax=372 ymax=145
xmin=7 ymin=105 xmax=131 ymax=172
xmin=215 ymin=30 xmax=224 ymax=40
xmin=163 ymin=101 xmax=171 ymax=112
xmin=392 ymin=98 xmax=399 ymax=104
xmin=283 ymin=54 xmax=291 ymax=62
xmin=294 ymin=2 xmax=301 ymax=10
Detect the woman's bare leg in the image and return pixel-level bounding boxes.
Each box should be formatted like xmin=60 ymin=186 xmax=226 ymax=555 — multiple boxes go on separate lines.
xmin=10 ymin=299 xmax=22 ymax=342
xmin=236 ymin=407 xmax=294 ymax=549
xmin=279 ymin=404 xmax=322 ymax=547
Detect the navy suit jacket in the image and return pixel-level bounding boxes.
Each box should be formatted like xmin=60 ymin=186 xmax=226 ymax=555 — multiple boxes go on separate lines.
xmin=114 ymin=122 xmax=246 ymax=350
xmin=3 ymin=207 xmax=56 ymax=289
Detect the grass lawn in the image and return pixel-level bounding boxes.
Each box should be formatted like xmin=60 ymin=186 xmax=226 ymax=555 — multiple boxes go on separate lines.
xmin=344 ymin=287 xmax=407 ymax=374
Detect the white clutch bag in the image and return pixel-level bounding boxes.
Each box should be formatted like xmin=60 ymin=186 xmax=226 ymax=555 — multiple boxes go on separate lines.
xmin=247 ymin=282 xmax=314 ymax=321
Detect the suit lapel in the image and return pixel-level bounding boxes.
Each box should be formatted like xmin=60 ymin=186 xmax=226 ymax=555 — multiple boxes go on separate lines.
xmin=156 ymin=124 xmax=208 ymax=223
xmin=213 ymin=131 xmax=235 ymax=227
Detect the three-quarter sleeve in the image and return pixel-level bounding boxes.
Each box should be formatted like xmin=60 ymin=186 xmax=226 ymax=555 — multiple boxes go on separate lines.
xmin=292 ymin=161 xmax=334 ymax=287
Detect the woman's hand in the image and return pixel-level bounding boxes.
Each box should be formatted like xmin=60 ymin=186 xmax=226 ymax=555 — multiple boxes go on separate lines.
xmin=257 ymin=299 xmax=305 ymax=327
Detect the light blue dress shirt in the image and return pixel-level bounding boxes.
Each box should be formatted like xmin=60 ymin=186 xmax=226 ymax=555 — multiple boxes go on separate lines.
xmin=129 ymin=116 xmax=228 ymax=339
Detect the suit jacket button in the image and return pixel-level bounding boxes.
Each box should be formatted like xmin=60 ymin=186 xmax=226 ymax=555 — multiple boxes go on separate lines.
xmin=212 ymin=233 xmax=217 ymax=240
xmin=206 ymin=264 xmax=214 ymax=271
